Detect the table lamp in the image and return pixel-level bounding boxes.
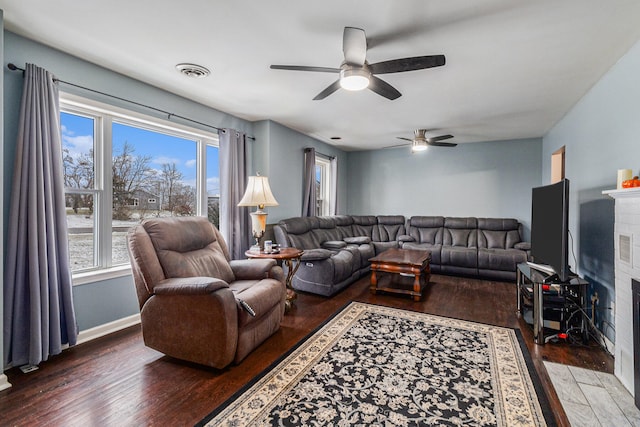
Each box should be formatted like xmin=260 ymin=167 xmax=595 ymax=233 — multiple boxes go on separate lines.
xmin=238 ymin=174 xmax=279 ymax=252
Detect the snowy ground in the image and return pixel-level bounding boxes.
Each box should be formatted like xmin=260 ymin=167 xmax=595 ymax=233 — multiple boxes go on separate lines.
xmin=67 ymin=211 xmax=172 ymax=271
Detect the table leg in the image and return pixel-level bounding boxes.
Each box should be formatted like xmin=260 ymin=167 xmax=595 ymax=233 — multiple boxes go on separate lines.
xmin=370 ymin=268 xmax=378 ymax=294
xmin=284 ymin=257 xmax=301 ymax=312
xmin=413 ymin=273 xmax=421 ymax=302
xmin=533 ymin=281 xmax=545 ymax=345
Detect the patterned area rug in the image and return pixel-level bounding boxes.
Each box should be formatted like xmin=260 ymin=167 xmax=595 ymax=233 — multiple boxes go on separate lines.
xmin=198 ymin=302 xmax=553 ymax=426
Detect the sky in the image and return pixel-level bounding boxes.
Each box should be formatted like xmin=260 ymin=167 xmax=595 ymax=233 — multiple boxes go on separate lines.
xmin=61 ymin=111 xmax=220 ymax=195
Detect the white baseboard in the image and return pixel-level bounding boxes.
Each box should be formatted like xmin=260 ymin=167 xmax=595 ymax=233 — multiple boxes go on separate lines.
xmin=76 ymin=313 xmax=141 ymax=345
xmin=0 ymin=374 xmax=11 ymax=391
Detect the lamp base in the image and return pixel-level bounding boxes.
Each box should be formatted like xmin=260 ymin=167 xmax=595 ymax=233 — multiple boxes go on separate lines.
xmin=248 ymin=244 xmax=261 ymax=254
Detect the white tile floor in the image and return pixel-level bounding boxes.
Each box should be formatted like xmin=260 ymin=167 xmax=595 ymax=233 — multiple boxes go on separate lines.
xmin=545 ymin=361 xmax=640 ymax=426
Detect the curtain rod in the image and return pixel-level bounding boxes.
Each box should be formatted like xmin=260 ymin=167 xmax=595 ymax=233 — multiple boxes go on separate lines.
xmin=305 ymin=146 xmax=335 ymax=160
xmin=7 ymin=63 xmax=255 ymax=140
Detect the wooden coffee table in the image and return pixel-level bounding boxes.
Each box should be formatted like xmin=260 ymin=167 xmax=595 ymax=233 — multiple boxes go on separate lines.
xmin=369 ymin=248 xmax=431 ymax=301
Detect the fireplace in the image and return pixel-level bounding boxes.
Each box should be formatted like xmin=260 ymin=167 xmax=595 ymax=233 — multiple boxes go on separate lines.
xmin=604 ymin=187 xmax=640 ymax=397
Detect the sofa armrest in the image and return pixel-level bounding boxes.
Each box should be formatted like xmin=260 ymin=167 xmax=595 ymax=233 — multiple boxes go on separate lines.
xmin=231 ymin=258 xmax=278 ymax=280
xmin=514 ymin=242 xmax=531 ymax=251
xmin=398 ymin=234 xmax=415 ymax=242
xmin=322 ymin=240 xmax=347 ymax=250
xmin=344 ymin=236 xmax=371 ymax=244
xmin=153 ymin=277 xmax=229 ymax=295
xmin=301 ymin=248 xmax=333 ymax=261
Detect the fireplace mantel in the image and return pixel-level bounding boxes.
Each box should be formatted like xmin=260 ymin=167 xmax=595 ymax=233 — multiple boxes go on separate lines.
xmin=603 ymin=187 xmax=640 ymax=199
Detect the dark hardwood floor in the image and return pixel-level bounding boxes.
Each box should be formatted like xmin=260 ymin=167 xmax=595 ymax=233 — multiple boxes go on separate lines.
xmin=0 ymin=274 xmax=613 ymax=426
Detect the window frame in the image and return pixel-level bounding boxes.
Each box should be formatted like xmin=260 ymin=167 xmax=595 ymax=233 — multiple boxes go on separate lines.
xmin=60 ymin=93 xmax=219 ymax=285
xmin=315 ymin=155 xmax=332 ymax=216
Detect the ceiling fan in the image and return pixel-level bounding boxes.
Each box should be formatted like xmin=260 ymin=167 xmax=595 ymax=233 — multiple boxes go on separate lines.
xmin=389 ymin=129 xmax=457 ymax=152
xmin=270 ymin=27 xmax=445 ymax=100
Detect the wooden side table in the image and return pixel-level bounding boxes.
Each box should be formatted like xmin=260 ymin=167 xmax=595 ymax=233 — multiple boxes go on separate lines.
xmin=245 ymin=247 xmax=304 ymax=312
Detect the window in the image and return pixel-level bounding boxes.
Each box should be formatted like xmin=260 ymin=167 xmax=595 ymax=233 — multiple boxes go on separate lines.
xmin=61 ymin=94 xmax=218 ymax=280
xmin=315 ymin=155 xmax=332 ymax=216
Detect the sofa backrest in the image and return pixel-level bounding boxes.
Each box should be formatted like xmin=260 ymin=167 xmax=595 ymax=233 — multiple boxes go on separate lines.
xmin=477 ymin=218 xmax=523 ymax=249
xmin=274 ymin=217 xmax=322 ymax=249
xmin=407 ymin=216 xmax=445 ymax=244
xmin=351 ymin=215 xmax=377 ymax=239
xmin=373 ymin=215 xmax=406 ymax=242
xmin=443 ymin=217 xmax=478 ymax=248
xmin=333 ymin=215 xmax=356 ymax=239
xmin=311 ymin=216 xmax=343 ymax=244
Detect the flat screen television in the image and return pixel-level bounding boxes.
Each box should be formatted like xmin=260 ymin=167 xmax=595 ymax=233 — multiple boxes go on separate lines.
xmin=530 ymin=178 xmax=571 ymax=282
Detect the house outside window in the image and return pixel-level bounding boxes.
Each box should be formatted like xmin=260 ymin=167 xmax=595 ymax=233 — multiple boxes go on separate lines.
xmin=61 ymin=94 xmax=219 ymax=282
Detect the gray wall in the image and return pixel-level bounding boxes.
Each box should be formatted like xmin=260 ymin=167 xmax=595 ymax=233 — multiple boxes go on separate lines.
xmin=253 ymin=120 xmax=349 ymax=223
xmin=346 ymin=138 xmax=542 ymax=238
xmin=542 ymin=38 xmax=640 ymax=342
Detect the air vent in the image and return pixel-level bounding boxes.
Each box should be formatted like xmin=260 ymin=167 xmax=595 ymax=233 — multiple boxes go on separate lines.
xmin=175 ymin=63 xmax=210 ymax=78
xmin=620 ymin=234 xmax=632 ymax=264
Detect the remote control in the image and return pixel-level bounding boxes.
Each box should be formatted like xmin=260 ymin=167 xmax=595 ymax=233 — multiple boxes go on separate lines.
xmin=238 ymin=299 xmax=256 ymax=317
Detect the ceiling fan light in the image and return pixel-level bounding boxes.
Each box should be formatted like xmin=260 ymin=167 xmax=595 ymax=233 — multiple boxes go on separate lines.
xmin=340 ymin=68 xmax=370 ymax=91
xmin=411 ymin=140 xmax=428 ymax=152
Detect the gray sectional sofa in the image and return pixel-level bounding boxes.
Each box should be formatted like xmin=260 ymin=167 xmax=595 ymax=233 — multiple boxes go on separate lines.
xmin=273 ymin=215 xmax=530 ymax=297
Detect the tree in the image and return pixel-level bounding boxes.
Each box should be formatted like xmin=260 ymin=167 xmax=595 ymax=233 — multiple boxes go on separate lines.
xmin=62 ymin=147 xmax=94 ymax=213
xmin=112 ymin=141 xmax=153 ymax=220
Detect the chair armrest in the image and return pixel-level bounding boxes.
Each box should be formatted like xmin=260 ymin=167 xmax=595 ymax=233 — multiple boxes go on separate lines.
xmin=344 ymin=236 xmax=371 ymax=244
xmin=514 ymin=242 xmax=531 ymax=251
xmin=398 ymin=234 xmax=415 ymax=242
xmin=153 ymin=277 xmax=229 ymax=295
xmin=301 ymin=248 xmax=333 ymax=261
xmin=322 ymin=240 xmax=347 ymax=250
xmin=231 ymin=258 xmax=278 ymax=280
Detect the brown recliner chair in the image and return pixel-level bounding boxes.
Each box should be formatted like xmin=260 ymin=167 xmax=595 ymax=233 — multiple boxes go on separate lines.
xmin=126 ymin=216 xmax=286 ymax=368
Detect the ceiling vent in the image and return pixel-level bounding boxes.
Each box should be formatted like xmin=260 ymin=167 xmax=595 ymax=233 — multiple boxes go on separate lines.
xmin=175 ymin=63 xmax=210 ymax=78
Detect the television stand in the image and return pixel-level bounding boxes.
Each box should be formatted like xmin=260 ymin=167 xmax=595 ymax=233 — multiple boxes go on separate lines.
xmin=516 ymin=262 xmax=588 ymax=345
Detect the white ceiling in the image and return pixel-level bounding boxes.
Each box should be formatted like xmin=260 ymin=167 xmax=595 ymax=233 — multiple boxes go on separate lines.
xmin=2 ymin=0 xmax=640 ymax=151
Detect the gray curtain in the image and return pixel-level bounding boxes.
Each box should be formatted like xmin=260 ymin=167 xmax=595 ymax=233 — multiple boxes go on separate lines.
xmin=4 ymin=64 xmax=78 ymax=368
xmin=302 ymin=147 xmax=316 ymax=217
xmin=219 ymin=128 xmax=250 ymax=259
xmin=330 ymin=156 xmax=338 ymax=215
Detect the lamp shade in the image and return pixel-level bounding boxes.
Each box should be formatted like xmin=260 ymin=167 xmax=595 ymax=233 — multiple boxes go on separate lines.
xmin=238 ymin=175 xmax=279 ymax=208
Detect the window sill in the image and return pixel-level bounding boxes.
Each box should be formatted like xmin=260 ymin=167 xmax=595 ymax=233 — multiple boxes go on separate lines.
xmin=72 ymin=264 xmax=132 ymax=286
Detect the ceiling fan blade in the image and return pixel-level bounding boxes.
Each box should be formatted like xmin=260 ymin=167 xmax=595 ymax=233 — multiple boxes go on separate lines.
xmin=428 ymin=141 xmax=457 ymax=147
xmin=270 ymin=65 xmax=340 ymax=73
xmin=429 ymin=134 xmax=454 ymax=142
xmin=369 ymin=55 xmax=446 ymax=74
xmin=396 ymin=137 xmax=413 ymax=142
xmin=383 ymin=143 xmax=411 ymax=149
xmin=313 ymin=80 xmax=342 ymax=100
xmin=343 ymin=27 xmax=367 ymax=66
xmin=368 ymin=76 xmax=401 ymax=100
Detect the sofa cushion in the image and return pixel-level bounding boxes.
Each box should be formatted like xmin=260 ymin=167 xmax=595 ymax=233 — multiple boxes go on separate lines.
xmin=322 ymin=240 xmax=348 ymax=250
xmin=374 ymin=215 xmax=406 ymax=243
xmin=344 ymin=236 xmax=371 ymax=244
xmin=351 ymin=215 xmax=377 ymax=239
xmin=443 ymin=217 xmax=478 ymax=248
xmin=477 ymin=218 xmax=523 ymax=249
xmin=441 ymin=246 xmax=478 ymax=268
xmin=478 ymin=248 xmax=527 ymax=272
xmin=300 ymin=248 xmax=332 ymax=261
